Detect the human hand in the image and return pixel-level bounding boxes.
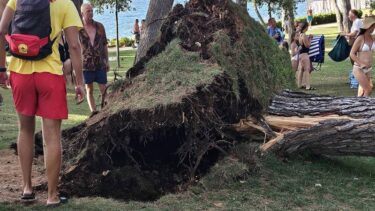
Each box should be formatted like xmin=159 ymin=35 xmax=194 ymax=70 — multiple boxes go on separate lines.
xmin=0 ymin=72 xmax=9 ymax=89
xmin=75 ymin=85 xmax=85 ymax=105
xmin=106 ymin=63 xmax=110 ymax=72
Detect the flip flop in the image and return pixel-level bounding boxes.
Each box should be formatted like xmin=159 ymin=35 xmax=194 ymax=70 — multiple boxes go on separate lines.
xmin=20 ymin=192 xmax=36 ymax=202
xmin=46 ymin=196 xmax=68 ymax=208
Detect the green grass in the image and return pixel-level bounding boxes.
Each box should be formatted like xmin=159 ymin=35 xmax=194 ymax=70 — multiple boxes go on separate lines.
xmin=1 ymin=24 xmax=375 ymax=210
xmin=110 ymin=39 xmax=222 ymax=110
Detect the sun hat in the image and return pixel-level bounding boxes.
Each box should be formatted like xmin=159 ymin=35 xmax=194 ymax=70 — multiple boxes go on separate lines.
xmin=361 ymin=16 xmax=375 ymax=29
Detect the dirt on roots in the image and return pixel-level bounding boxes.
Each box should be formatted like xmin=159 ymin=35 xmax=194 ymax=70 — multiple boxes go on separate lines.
xmin=28 ymin=0 xmax=291 ymax=201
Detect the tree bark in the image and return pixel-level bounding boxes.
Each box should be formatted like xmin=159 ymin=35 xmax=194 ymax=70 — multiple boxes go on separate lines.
xmin=115 ymin=0 xmax=121 ymax=68
xmin=239 ymin=90 xmax=375 ymax=157
xmin=253 ymin=0 xmax=266 ymax=25
xmin=71 ymin=0 xmax=83 ymax=18
xmin=261 ymin=117 xmax=375 ymax=157
xmin=235 ymin=0 xmax=247 ymax=10
xmin=332 ymin=0 xmax=344 ymax=32
xmin=267 ymin=2 xmax=272 ymax=19
xmin=338 ymin=0 xmax=352 ymax=33
xmin=135 ymin=0 xmax=174 ymax=63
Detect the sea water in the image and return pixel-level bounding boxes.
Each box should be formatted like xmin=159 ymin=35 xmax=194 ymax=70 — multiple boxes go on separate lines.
xmin=93 ymin=0 xmax=307 ymax=39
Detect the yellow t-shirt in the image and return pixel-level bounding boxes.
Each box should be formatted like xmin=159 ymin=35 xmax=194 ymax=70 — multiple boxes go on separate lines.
xmin=7 ymin=0 xmax=83 ymax=75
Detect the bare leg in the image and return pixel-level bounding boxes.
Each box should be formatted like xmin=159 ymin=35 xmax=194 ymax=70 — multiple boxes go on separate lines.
xmin=17 ymin=113 xmax=35 ymax=195
xmin=42 ymin=118 xmax=62 ymax=204
xmin=86 ymin=83 xmax=96 ymax=112
xmin=353 ymin=68 xmax=372 ymax=97
xmin=303 ymin=70 xmax=311 ymax=89
xmin=98 ymin=83 xmax=107 ymax=96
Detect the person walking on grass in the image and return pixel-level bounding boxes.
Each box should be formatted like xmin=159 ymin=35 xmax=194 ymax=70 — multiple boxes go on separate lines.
xmin=133 ymin=19 xmax=140 ymax=46
xmin=343 ymin=9 xmax=362 ymax=46
xmin=267 ymin=18 xmax=284 ymax=45
xmin=0 ymin=0 xmax=84 ymax=206
xmin=297 ymin=21 xmax=315 ymax=90
xmin=80 ymin=3 xmax=109 ymax=116
xmin=350 ymin=16 xmax=375 ymax=97
xmin=307 ymin=8 xmax=313 ymax=29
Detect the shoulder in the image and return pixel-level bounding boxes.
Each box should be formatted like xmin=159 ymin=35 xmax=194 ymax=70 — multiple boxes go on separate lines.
xmin=95 ymin=21 xmax=106 ymax=30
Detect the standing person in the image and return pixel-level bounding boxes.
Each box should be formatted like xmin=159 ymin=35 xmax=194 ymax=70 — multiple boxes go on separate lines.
xmin=59 ymin=32 xmax=75 ymax=86
xmin=140 ymin=19 xmax=146 ymax=34
xmin=350 ymin=16 xmax=375 ymax=97
xmin=307 ymin=9 xmax=313 ymax=29
xmin=267 ymin=18 xmax=284 ymax=44
xmin=290 ymin=31 xmax=300 ymax=72
xmin=0 ymin=0 xmax=8 ymax=107
xmin=140 ymin=19 xmax=146 ymax=41
xmin=133 ymin=19 xmax=140 ymax=46
xmin=297 ymin=21 xmax=314 ymax=90
xmin=0 ymin=0 xmax=84 ymax=206
xmin=343 ymin=9 xmax=362 ymax=46
xmin=80 ymin=3 xmax=109 ymax=115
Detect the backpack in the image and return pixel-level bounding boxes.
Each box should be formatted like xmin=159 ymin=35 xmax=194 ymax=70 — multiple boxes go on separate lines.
xmin=5 ymin=0 xmax=56 ymax=60
xmin=328 ymin=35 xmax=351 ymax=62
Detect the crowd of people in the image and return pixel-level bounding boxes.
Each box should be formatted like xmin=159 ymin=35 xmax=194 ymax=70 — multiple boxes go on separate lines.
xmin=268 ymin=8 xmax=374 ymax=95
xmin=268 ymin=17 xmax=315 ymax=90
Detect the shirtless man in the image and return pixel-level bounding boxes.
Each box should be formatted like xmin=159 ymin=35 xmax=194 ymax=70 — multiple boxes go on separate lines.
xmin=79 ymin=3 xmax=109 ymax=115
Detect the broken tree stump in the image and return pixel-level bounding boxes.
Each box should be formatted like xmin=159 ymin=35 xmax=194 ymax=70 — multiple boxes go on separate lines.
xmin=240 ymin=90 xmax=375 ymax=157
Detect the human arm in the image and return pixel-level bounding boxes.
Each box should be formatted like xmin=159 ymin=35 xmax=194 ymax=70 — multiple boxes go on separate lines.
xmin=344 ymin=30 xmax=358 ymax=39
xmin=350 ymin=36 xmax=367 ymax=68
xmin=302 ymin=34 xmax=311 ymax=48
xmin=290 ymin=43 xmax=298 ymax=57
xmin=102 ymin=25 xmax=109 ymax=72
xmin=0 ymin=4 xmax=13 ymax=87
xmin=64 ymin=26 xmax=84 ymax=103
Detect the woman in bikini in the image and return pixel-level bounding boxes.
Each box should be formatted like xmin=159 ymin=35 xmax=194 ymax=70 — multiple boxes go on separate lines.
xmin=350 ymin=16 xmax=375 ymax=97
xmin=297 ymin=21 xmax=314 ymax=90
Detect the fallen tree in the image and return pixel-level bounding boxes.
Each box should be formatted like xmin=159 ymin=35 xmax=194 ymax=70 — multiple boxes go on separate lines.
xmin=239 ymin=90 xmax=375 ymax=157
xmin=52 ymin=0 xmax=294 ymax=200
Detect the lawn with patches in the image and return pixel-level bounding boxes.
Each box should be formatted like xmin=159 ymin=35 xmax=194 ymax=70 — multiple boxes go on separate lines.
xmin=0 ymin=24 xmax=374 ymax=210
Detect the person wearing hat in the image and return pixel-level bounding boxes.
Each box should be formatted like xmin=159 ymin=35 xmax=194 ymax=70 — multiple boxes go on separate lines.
xmin=350 ymin=16 xmax=375 ymax=97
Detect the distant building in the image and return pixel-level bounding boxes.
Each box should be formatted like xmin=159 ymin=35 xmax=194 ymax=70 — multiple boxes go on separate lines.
xmin=308 ymin=0 xmax=369 ymax=14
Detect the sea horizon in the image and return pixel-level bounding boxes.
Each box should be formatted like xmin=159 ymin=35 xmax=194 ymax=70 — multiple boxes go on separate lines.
xmin=92 ymin=0 xmax=307 ymax=39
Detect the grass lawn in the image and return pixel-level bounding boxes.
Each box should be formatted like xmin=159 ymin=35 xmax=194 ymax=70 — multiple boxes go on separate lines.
xmin=0 ymin=24 xmax=374 ymax=210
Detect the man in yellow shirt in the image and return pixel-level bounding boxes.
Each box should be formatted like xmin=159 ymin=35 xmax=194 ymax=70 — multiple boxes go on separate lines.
xmin=0 ymin=0 xmax=84 ymax=206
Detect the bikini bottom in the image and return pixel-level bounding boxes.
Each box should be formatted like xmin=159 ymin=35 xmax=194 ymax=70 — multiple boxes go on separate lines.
xmin=354 ymin=65 xmax=372 ymax=74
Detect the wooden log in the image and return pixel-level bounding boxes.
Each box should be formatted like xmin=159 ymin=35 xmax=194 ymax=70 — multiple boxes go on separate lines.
xmin=268 ymin=90 xmax=375 ymax=118
xmin=238 ymin=90 xmax=375 ymax=157
xmin=261 ymin=117 xmax=375 ymax=157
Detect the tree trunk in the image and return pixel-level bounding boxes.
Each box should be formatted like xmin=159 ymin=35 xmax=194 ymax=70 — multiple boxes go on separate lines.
xmin=338 ymin=0 xmax=352 ymax=33
xmin=261 ymin=117 xmax=375 ymax=157
xmin=253 ymin=0 xmax=266 ymax=25
xmin=332 ymin=0 xmax=344 ymax=32
xmin=239 ymin=90 xmax=375 ymax=157
xmin=235 ymin=0 xmax=247 ymax=10
xmin=267 ymin=2 xmax=272 ymax=19
xmin=115 ymin=0 xmax=121 ymax=68
xmin=135 ymin=0 xmax=174 ymax=63
xmin=71 ymin=0 xmax=83 ymax=18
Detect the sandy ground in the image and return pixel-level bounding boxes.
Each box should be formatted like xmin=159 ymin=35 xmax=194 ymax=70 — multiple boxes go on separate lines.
xmin=0 ymin=149 xmax=47 ymax=205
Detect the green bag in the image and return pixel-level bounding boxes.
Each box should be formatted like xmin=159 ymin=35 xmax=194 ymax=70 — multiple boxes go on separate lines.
xmin=328 ymin=35 xmax=351 ymax=62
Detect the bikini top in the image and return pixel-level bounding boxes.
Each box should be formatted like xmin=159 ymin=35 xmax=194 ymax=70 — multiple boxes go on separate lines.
xmin=360 ymin=41 xmax=375 ymax=52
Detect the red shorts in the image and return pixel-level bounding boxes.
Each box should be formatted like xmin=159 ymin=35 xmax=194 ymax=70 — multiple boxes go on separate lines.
xmin=10 ymin=72 xmax=68 ymax=119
